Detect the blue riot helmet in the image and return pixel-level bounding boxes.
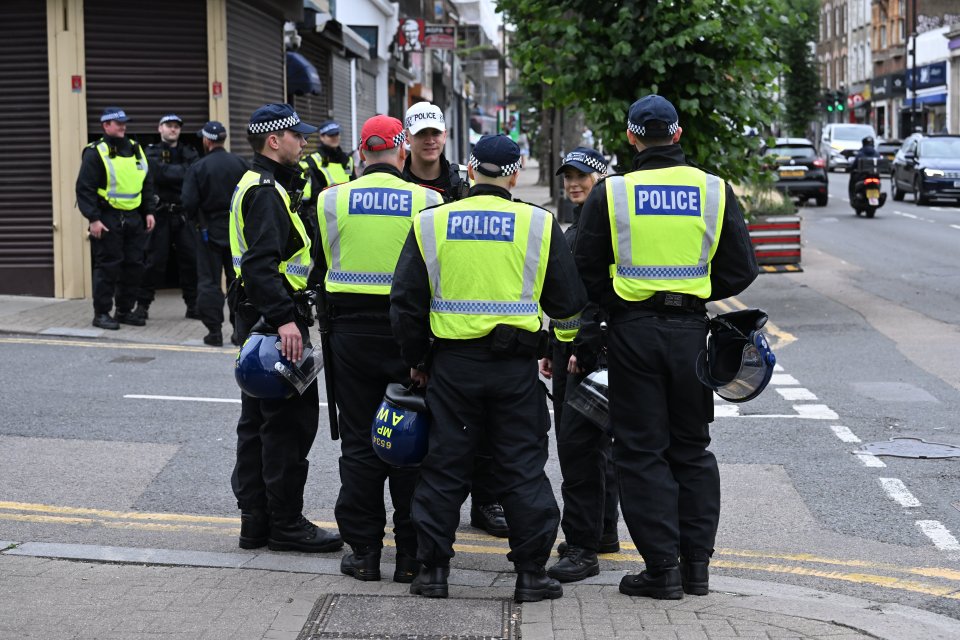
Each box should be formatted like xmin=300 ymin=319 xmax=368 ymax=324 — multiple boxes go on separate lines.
xmin=567 ymin=369 xmax=611 ymax=435
xmin=372 ymin=383 xmax=430 ymax=467
xmin=696 ymin=309 xmax=776 ymax=403
xmin=235 ymin=332 xmax=323 ymax=399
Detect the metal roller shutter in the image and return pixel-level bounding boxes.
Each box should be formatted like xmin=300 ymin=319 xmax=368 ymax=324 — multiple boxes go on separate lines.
xmin=332 ymin=56 xmax=354 ymax=152
xmin=0 ymin=4 xmax=53 ymax=295
xmin=357 ymin=63 xmax=378 ymax=128
xmin=293 ymin=35 xmax=333 ymax=155
xmin=84 ymin=0 xmax=208 ymax=137
xmin=228 ymin=0 xmax=285 ymax=159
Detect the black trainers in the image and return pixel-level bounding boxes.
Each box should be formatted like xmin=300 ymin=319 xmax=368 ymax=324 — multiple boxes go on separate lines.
xmin=267 ymin=515 xmax=343 ymax=553
xmin=619 ymin=566 xmax=683 ymax=600
xmin=238 ymin=510 xmax=269 ymax=549
xmin=203 ymin=331 xmax=223 ymax=347
xmin=340 ymin=547 xmax=381 ymax=581
xmin=409 ymin=565 xmax=449 ymax=598
xmin=115 ymin=310 xmax=145 ymax=326
xmin=470 ymin=503 xmax=509 ymax=538
xmin=680 ymin=557 xmax=709 ymax=596
xmin=92 ymin=313 xmax=119 ymax=330
xmin=547 ymin=545 xmax=599 ymax=583
xmin=515 ymin=568 xmax=563 ymax=603
xmin=558 ymin=533 xmax=619 ymax=556
xmin=393 ymin=551 xmax=420 ymax=583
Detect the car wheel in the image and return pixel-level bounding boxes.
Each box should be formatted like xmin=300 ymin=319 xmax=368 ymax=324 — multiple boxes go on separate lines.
xmin=891 ymin=178 xmax=904 ymax=201
xmin=815 ymin=194 xmax=828 ymax=207
xmin=915 ymin=177 xmax=930 ymax=205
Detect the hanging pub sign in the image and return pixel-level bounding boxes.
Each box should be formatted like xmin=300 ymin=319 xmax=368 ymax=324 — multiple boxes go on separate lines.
xmin=397 ymin=18 xmax=424 ymax=52
xmin=424 ymin=24 xmax=456 ymax=49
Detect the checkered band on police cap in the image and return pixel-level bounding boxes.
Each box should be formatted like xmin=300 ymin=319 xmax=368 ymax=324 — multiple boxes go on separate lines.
xmin=627 ymin=119 xmax=679 ymax=138
xmin=563 ymin=151 xmax=607 ymax=174
xmin=249 ymin=114 xmax=301 ymax=135
xmin=468 ymin=154 xmax=522 ymax=177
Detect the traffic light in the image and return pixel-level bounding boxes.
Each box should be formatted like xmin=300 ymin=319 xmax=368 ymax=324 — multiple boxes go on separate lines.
xmin=823 ymin=91 xmax=835 ymax=112
xmin=835 ymin=90 xmax=845 ymax=112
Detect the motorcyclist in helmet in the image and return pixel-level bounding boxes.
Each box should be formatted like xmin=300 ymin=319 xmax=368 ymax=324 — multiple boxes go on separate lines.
xmin=848 ymin=136 xmax=880 ymax=200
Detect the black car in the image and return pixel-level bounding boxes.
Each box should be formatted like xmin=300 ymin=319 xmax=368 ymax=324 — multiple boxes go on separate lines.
xmin=765 ymin=138 xmax=828 ymax=206
xmin=876 ymin=139 xmax=901 ymax=175
xmin=891 ymin=134 xmax=960 ymax=204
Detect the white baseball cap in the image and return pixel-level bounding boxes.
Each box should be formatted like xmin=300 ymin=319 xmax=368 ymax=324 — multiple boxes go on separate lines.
xmin=404 ymin=102 xmax=445 ymax=135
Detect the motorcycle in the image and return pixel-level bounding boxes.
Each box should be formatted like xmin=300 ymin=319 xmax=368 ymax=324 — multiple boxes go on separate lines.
xmin=850 ymin=157 xmax=889 ymax=218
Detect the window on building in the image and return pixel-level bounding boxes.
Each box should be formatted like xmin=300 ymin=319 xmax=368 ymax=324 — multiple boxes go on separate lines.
xmin=899 ymin=0 xmax=905 ymax=18
xmin=834 ymin=7 xmax=840 ymax=36
xmin=826 ymin=10 xmax=831 ymax=39
xmin=900 ymin=19 xmax=905 ymax=41
xmin=840 ymin=56 xmax=846 ymax=84
xmin=881 ymin=25 xmax=887 ymax=48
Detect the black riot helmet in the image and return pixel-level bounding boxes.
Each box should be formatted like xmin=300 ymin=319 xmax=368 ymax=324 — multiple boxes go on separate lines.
xmin=371 ymin=383 xmax=430 ymax=467
xmin=696 ymin=309 xmax=776 ymax=403
xmin=861 ymin=136 xmax=875 ymax=147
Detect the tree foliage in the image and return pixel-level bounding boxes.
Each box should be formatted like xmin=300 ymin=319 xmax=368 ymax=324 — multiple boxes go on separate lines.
xmin=497 ymin=0 xmax=790 ymax=184
xmin=778 ymin=0 xmax=821 ymax=137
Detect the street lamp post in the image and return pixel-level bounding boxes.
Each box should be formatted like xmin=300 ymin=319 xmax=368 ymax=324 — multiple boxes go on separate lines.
xmin=910 ymin=0 xmax=919 ymax=133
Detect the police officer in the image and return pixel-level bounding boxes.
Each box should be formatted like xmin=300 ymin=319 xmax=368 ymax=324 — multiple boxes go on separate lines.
xmin=229 ymin=103 xmax=342 ymax=554
xmin=540 ymin=147 xmax=621 ymax=583
xmin=134 ymin=114 xmax=200 ymax=321
xmin=76 ymin=107 xmax=156 ymax=330
xmin=181 ymin=121 xmax=249 ymax=346
xmin=390 ymin=134 xmax=587 ymax=603
xmin=574 ymin=95 xmax=758 ymax=599
xmin=300 ymin=120 xmax=355 ymax=216
xmin=313 ymin=115 xmax=443 ymax=583
xmin=402 ymin=100 xmax=507 ymax=539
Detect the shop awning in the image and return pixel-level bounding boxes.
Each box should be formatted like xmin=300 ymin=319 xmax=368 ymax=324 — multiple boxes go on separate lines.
xmin=903 ymin=92 xmax=947 ymax=107
xmin=286 ymin=51 xmax=322 ymax=96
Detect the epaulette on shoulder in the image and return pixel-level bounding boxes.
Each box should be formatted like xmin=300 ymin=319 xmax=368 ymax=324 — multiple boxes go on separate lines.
xmin=513 ymin=197 xmax=553 ymax=216
xmin=259 ymin=175 xmax=274 ymax=186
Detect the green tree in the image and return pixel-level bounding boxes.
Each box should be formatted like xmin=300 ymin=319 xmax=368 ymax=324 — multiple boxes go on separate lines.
xmin=497 ymin=0 xmax=789 ymax=183
xmin=778 ymin=0 xmax=820 ymax=137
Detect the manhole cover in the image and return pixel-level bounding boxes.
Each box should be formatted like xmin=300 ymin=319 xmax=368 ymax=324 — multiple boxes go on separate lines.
xmin=297 ymin=594 xmax=519 ymax=640
xmin=109 ymin=356 xmax=155 ymax=364
xmin=857 ymin=437 xmax=960 ymax=459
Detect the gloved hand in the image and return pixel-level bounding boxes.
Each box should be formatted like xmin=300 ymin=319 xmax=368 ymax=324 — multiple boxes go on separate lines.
xmin=572 ymin=304 xmax=604 ymax=373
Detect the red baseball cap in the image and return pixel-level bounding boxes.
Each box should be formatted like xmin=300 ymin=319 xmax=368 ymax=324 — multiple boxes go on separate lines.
xmin=360 ymin=115 xmax=406 ymax=152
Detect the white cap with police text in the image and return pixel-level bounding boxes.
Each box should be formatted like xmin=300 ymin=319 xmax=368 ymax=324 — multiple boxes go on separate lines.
xmin=404 ymin=102 xmax=445 ymax=135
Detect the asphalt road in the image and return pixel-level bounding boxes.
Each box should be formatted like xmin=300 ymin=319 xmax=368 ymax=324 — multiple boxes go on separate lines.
xmin=2 ymin=172 xmax=960 ymax=618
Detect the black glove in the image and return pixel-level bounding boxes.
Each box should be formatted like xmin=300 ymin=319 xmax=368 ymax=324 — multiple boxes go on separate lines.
xmin=572 ymin=304 xmax=604 ymax=372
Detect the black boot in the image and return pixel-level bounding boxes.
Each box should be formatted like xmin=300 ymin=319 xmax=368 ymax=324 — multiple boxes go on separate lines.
xmin=680 ymin=557 xmax=709 ymax=596
xmin=133 ymin=302 xmax=150 ymax=321
xmin=547 ymin=545 xmax=599 ymax=583
xmin=230 ymin=328 xmax=242 ymax=346
xmin=185 ymin=306 xmax=200 ymax=320
xmin=394 ymin=551 xmax=420 ymax=584
xmin=203 ymin=330 xmax=223 ymax=347
xmin=92 ymin=313 xmax=119 ymax=330
xmin=409 ymin=565 xmax=449 ymax=598
xmin=115 ymin=309 xmax=145 ymax=326
xmin=340 ymin=546 xmax=381 ymax=581
xmin=619 ymin=565 xmax=683 ymax=600
xmin=558 ymin=532 xmax=620 ymax=556
xmin=515 ymin=567 xmax=563 ymax=603
xmin=238 ymin=510 xmax=269 ymax=549
xmin=267 ymin=514 xmax=343 ymax=553
xmin=470 ymin=503 xmax=509 ymax=537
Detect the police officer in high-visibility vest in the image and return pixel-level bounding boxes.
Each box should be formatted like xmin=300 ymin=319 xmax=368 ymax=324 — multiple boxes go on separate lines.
xmin=390 ymin=134 xmax=587 ymax=603
xmin=75 ymin=107 xmax=156 ymax=330
xmin=300 ymin=120 xmax=355 ymax=217
xmin=574 ymin=95 xmax=758 ymax=599
xmin=316 ymin=115 xmax=443 ymax=583
xmin=229 ymin=103 xmax=342 ymax=554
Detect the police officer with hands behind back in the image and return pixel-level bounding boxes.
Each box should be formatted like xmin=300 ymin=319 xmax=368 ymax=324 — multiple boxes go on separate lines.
xmin=390 ymin=134 xmax=587 ymax=603
xmin=76 ymin=107 xmax=156 ymax=330
xmin=181 ymin=120 xmax=249 ymax=347
xmin=574 ymin=95 xmax=758 ymax=600
xmin=229 ymin=103 xmax=342 ymax=555
xmin=312 ymin=115 xmax=443 ymax=584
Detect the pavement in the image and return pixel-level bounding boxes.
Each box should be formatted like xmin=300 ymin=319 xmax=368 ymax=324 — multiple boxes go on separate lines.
xmin=2 ymin=162 xmax=960 ymax=639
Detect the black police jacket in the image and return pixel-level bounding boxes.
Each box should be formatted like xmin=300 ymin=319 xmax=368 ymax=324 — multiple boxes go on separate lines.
xmin=401 ymin=153 xmax=468 ymax=202
xmin=75 ymin=135 xmax=156 ymax=222
xmin=574 ymin=144 xmax=758 ymax=312
xmin=303 ymin=144 xmax=355 ymax=200
xmin=390 ymin=183 xmax=587 ymax=370
xmin=181 ymin=147 xmax=250 ymax=245
xmin=145 ymin=142 xmax=199 ymax=207
xmin=236 ymin=153 xmax=309 ymax=329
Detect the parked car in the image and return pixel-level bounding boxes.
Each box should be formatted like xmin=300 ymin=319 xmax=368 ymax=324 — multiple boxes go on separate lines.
xmin=820 ymin=123 xmax=877 ymax=172
xmin=890 ymin=134 xmax=960 ymax=204
xmin=764 ymin=138 xmax=828 ymax=206
xmin=876 ymin=139 xmax=901 ymax=175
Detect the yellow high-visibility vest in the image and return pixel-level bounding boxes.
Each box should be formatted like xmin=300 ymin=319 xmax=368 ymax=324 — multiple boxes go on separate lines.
xmin=300 ymin=152 xmax=353 ymax=201
xmin=89 ymin=139 xmax=148 ymax=211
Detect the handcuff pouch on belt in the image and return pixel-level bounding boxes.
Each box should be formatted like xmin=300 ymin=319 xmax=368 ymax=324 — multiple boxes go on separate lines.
xmin=490 ymin=324 xmax=549 ymax=359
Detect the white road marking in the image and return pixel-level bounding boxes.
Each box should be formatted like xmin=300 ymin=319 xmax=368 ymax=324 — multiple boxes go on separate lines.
xmin=878 ymin=478 xmax=921 ymax=508
xmin=793 ymin=404 xmax=839 ymax=419
xmin=125 ymin=394 xmax=330 ymax=407
xmin=854 ymin=452 xmax=886 ymax=468
xmin=774 ymin=363 xmax=784 ymax=372
xmin=714 ymin=405 xmax=740 ymax=418
xmin=916 ymin=520 xmax=960 ymax=552
xmin=931 ymin=207 xmax=945 ymax=211
xmin=951 ymin=225 xmax=960 ymax=231
xmin=770 ymin=374 xmax=800 ymax=386
xmin=830 ymin=425 xmax=861 ymax=443
xmin=776 ymin=387 xmax=818 ymax=401
xmin=900 ymin=212 xmax=918 ymax=219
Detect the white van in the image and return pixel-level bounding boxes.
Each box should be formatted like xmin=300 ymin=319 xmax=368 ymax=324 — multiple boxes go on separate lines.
xmin=820 ymin=123 xmax=877 ymax=171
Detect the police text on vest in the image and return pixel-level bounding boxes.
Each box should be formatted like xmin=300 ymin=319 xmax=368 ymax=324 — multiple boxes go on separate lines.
xmin=634 ymin=185 xmax=701 ymax=216
xmin=447 ymin=211 xmax=515 ymax=241
xmin=349 ymin=188 xmax=413 ymax=217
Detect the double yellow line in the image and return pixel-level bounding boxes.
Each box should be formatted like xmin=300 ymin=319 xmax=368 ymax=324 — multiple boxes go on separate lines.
xmin=712 ymin=297 xmax=797 ymax=349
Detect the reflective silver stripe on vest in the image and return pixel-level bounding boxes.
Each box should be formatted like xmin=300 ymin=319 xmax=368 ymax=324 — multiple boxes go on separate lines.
xmin=613 ymin=173 xmax=722 ymax=280
xmin=101 ymin=144 xmax=141 ymax=199
xmin=430 ymin=300 xmax=538 ymax=315
xmin=286 ymin=263 xmax=310 ymax=277
xmin=327 ymin=270 xmax=393 ymax=285
xmin=522 ymin=207 xmax=548 ymax=300
xmin=323 ymin=186 xmax=342 ymax=269
xmin=554 ymin=317 xmax=581 ymax=330
xmin=419 ymin=210 xmax=441 ymax=298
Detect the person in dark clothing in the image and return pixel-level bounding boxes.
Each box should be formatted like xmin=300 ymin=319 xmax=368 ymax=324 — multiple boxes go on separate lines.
xmin=574 ymin=95 xmax=758 ymax=600
xmin=402 ymin=100 xmax=507 ymax=539
xmin=75 ymin=107 xmax=156 ymax=330
xmin=538 ymin=147 xmax=621 ymax=584
xmin=390 ymin=134 xmax=587 ymax=603
xmin=229 ymin=103 xmax=342 ymax=555
xmin=848 ymin=135 xmax=881 ymax=199
xmin=300 ymin=120 xmax=355 ymax=222
xmin=181 ymin=120 xmax=249 ymax=346
xmin=136 ymin=114 xmax=200 ymax=321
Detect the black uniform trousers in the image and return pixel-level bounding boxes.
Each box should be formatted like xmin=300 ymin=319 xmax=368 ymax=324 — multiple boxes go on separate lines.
xmin=550 ymin=340 xmax=620 ymax=549
xmin=231 ymin=316 xmax=318 ymax=517
xmin=331 ymin=326 xmax=418 ymax=554
xmin=90 ymin=209 xmax=147 ymax=315
xmin=195 ymin=237 xmax=236 ymax=332
xmin=607 ymin=311 xmax=718 ymax=567
xmin=139 ymin=210 xmax=198 ymax=308
xmin=414 ymin=345 xmax=558 ymax=572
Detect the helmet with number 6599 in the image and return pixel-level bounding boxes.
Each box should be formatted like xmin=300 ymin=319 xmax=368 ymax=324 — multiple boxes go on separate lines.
xmin=371 ymin=383 xmax=430 ymax=467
